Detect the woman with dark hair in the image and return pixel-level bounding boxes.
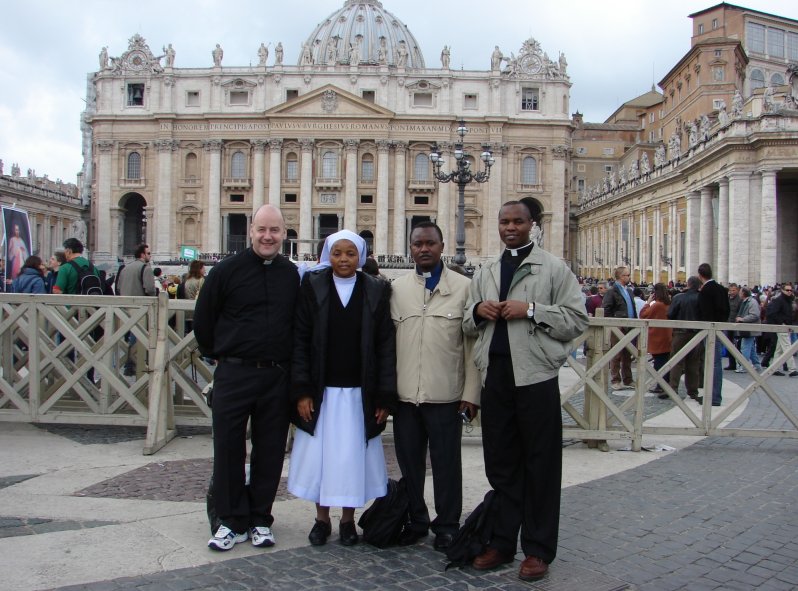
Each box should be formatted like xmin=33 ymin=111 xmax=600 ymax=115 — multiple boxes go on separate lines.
xmin=639 ymin=282 xmax=672 ymax=397
xmin=11 ymin=255 xmax=46 ymax=294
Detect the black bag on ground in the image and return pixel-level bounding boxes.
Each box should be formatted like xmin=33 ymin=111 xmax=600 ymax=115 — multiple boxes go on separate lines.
xmin=445 ymin=489 xmax=497 ymax=570
xmin=357 ymin=478 xmax=409 ymax=548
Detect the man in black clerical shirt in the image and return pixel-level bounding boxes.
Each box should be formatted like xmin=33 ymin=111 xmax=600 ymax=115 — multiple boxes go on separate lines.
xmin=195 ymin=205 xmax=299 ymax=551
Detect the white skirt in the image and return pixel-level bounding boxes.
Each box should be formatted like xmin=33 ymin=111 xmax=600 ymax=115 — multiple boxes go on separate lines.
xmin=287 ymin=386 xmax=387 ymax=508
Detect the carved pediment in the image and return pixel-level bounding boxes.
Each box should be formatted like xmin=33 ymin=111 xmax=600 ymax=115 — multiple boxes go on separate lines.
xmin=405 ymin=80 xmax=441 ymax=92
xmin=109 ymin=34 xmax=163 ymax=76
xmin=222 ymin=78 xmax=257 ymax=89
xmin=264 ymin=84 xmax=394 ymax=117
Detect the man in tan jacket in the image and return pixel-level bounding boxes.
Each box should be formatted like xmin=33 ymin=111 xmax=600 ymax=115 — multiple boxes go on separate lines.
xmin=390 ymin=222 xmax=480 ymax=551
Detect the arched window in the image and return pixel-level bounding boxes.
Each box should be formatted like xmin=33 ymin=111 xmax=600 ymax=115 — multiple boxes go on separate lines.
xmin=771 ymin=73 xmax=785 ymax=85
xmin=285 ymin=152 xmax=298 ymax=181
xmin=231 ymin=151 xmax=246 ymax=178
xmin=322 ymin=151 xmax=338 ymax=178
xmin=361 ymin=153 xmax=374 ymax=182
xmin=750 ymin=69 xmax=766 ymax=90
xmin=127 ymin=152 xmax=141 ymax=180
xmin=185 ymin=153 xmax=198 ymax=180
xmin=414 ymin=153 xmax=429 ymax=180
xmin=522 ymin=156 xmax=538 ymax=185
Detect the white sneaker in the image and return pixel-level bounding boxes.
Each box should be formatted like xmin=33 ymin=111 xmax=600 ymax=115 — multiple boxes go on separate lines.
xmin=610 ymin=382 xmax=624 ymax=391
xmin=208 ymin=525 xmax=247 ymax=551
xmin=734 ymin=367 xmax=745 ymax=373
xmin=251 ymin=526 xmax=276 ymax=548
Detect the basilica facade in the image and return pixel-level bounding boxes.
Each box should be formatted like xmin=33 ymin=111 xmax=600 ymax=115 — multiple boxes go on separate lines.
xmin=83 ymin=0 xmax=573 ymax=265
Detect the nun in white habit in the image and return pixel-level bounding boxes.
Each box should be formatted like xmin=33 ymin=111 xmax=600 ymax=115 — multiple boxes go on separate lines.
xmin=288 ymin=230 xmax=397 ymax=547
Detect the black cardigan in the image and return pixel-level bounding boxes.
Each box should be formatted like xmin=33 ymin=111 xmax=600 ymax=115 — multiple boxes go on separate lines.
xmin=290 ymin=268 xmax=397 ymax=440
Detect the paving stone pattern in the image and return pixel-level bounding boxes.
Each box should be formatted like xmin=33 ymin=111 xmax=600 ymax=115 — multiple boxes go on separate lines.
xmin=42 ymin=372 xmax=798 ymax=590
xmin=0 ymin=516 xmax=117 ymax=539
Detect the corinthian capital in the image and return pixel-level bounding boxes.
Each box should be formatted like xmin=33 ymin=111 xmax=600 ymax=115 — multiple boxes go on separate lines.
xmin=251 ymin=139 xmax=268 ymax=153
xmin=299 ymin=138 xmax=315 ymax=151
xmin=344 ymin=139 xmax=360 ymax=151
xmin=203 ymin=139 xmax=223 ymax=152
xmin=269 ymin=138 xmax=284 ymax=152
xmin=96 ymin=140 xmax=115 ymax=153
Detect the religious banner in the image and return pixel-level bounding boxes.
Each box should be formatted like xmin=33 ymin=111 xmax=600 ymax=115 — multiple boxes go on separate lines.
xmin=2 ymin=206 xmax=33 ymax=282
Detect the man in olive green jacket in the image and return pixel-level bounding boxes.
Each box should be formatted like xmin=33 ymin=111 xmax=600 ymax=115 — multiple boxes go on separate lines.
xmin=390 ymin=222 xmax=480 ymax=551
xmin=463 ymin=200 xmax=587 ymax=582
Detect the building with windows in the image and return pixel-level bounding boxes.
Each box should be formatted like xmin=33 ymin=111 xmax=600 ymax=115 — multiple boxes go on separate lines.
xmin=573 ymin=3 xmax=798 ymax=287
xmin=0 ymin=161 xmax=87 ymax=263
xmin=83 ymin=0 xmax=573 ymax=264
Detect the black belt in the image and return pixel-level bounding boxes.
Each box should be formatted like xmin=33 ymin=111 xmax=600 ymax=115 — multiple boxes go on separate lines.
xmin=220 ymin=356 xmax=284 ymax=369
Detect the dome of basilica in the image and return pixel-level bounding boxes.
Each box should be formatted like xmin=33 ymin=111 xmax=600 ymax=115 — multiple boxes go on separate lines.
xmin=299 ymin=0 xmax=425 ymax=68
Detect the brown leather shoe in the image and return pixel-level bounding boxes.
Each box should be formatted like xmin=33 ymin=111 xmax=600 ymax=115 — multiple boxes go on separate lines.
xmin=472 ymin=547 xmax=513 ymax=570
xmin=519 ymin=555 xmax=549 ymax=581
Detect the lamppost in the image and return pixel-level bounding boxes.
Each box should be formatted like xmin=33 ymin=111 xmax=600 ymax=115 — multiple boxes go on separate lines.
xmin=659 ymin=244 xmax=672 ymax=267
xmin=429 ymin=119 xmax=494 ymax=266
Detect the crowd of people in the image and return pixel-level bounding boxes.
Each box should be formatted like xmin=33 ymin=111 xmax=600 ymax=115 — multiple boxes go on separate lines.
xmin=579 ymin=268 xmax=798 ymax=406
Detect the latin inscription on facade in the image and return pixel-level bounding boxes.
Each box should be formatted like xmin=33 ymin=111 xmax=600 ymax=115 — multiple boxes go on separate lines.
xmin=160 ymin=121 xmax=503 ymax=134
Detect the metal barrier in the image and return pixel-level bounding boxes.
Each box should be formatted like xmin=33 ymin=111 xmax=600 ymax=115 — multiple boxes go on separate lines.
xmin=2 ymin=293 xmax=797 ymax=454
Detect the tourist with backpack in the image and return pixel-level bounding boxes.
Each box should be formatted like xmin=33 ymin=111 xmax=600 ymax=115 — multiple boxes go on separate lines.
xmin=53 ymin=238 xmax=102 ymax=296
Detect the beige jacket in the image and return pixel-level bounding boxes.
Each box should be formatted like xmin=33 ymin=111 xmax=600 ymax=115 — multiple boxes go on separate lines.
xmin=390 ymin=265 xmax=481 ymax=405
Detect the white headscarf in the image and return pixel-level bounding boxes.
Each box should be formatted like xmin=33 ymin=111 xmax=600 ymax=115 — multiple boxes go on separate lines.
xmin=314 ymin=229 xmax=368 ymax=271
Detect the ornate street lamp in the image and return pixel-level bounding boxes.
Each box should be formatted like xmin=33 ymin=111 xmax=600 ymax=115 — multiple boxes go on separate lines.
xmin=429 ymin=119 xmax=494 ymax=266
xmin=659 ymin=244 xmax=672 ymax=267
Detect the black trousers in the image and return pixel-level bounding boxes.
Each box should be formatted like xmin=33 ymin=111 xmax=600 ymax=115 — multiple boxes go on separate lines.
xmin=393 ymin=400 xmax=463 ymax=535
xmin=481 ymin=355 xmax=562 ymax=563
xmin=211 ymin=361 xmax=290 ymax=533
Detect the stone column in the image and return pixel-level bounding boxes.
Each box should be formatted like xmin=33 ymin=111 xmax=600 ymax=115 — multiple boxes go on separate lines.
xmin=717 ymin=178 xmax=730 ymax=284
xmin=299 ymin=138 xmax=314 ymax=256
xmin=94 ymin=140 xmax=115 ymax=265
xmin=221 ymin=213 xmax=229 ymax=253
xmin=436 ymin=142 xmax=451 ymax=253
xmin=251 ymin=139 xmax=267 ymax=214
xmin=685 ymin=191 xmax=700 ymax=278
xmin=486 ymin=144 xmax=507 ymax=255
xmin=549 ymin=145 xmax=568 ymax=258
xmin=392 ymin=141 xmax=407 ymax=256
xmin=727 ymin=171 xmax=750 ymax=285
xmin=203 ymin=139 xmax=223 ymax=254
xmin=154 ymin=139 xmax=178 ymax=259
xmin=759 ymin=169 xmax=778 ymax=286
xmin=671 ymin=202 xmax=680 ymax=275
xmin=110 ymin=207 xmax=123 ymax=260
xmin=375 ymin=140 xmax=391 ymax=255
xmin=699 ymin=186 xmax=714 ymax=268
xmin=652 ymin=207 xmax=661 ymax=281
xmin=267 ymin=138 xmax=283 ymax=207
xmin=344 ymin=139 xmax=359 ymax=230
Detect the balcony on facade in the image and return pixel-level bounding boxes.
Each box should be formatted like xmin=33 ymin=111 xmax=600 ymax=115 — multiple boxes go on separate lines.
xmin=223 ymin=177 xmax=251 ymax=188
xmin=408 ymin=178 xmax=435 ymax=191
xmin=315 ymin=177 xmax=342 ymax=189
xmin=119 ymin=177 xmax=146 ymax=188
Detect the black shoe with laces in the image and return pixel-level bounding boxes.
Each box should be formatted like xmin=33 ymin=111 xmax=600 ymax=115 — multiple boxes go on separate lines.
xmin=339 ymin=520 xmax=359 ymax=546
xmin=308 ymin=519 xmax=331 ymax=546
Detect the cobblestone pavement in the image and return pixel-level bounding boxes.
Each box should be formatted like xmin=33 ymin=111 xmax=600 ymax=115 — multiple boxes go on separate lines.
xmin=30 ymin=370 xmax=796 ymax=591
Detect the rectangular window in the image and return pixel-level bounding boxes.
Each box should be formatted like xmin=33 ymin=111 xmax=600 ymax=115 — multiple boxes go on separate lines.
xmin=788 ymin=32 xmax=798 ymax=61
xmin=714 ymin=49 xmax=722 ymax=57
xmin=229 ymin=194 xmax=245 ymax=203
xmin=649 ymin=112 xmax=655 ymax=123
xmin=577 ymin=178 xmax=585 ymax=191
xmin=521 ymin=88 xmax=539 ymax=111
xmin=713 ymin=99 xmax=724 ymax=109
xmin=698 ymin=23 xmax=704 ymax=34
xmin=320 ymin=193 xmax=337 ymax=204
xmin=413 ymin=92 xmax=433 ymax=107
xmin=284 ymin=193 xmax=297 ymax=203
xmin=362 ymin=90 xmax=375 ymax=102
xmin=767 ymin=27 xmax=785 ymax=58
xmin=649 ymin=131 xmax=655 ymax=142
xmin=464 ymin=93 xmax=478 ymax=109
xmin=360 ymin=194 xmax=373 ymax=204
xmin=663 ymin=234 xmax=668 ymax=257
xmin=747 ymin=22 xmax=766 ymax=54
xmin=127 ymin=83 xmax=145 ymax=107
xmin=604 ymin=165 xmax=613 ymax=173
xmin=636 ymin=237 xmax=640 ymax=264
xmin=361 ymin=160 xmax=374 ymax=182
xmin=229 ymin=90 xmax=249 ymax=105
xmin=286 ymin=160 xmax=298 ymax=181
xmin=712 ymin=18 xmax=718 ymax=29
xmin=648 ymin=236 xmax=653 ymax=266
xmin=286 ymin=89 xmax=299 ymax=100
xmin=413 ymin=195 xmax=429 ymax=205
xmin=186 ymin=91 xmax=200 ymax=107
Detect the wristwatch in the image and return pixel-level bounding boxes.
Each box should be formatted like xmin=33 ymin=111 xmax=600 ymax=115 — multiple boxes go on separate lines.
xmin=526 ymin=302 xmax=535 ymax=319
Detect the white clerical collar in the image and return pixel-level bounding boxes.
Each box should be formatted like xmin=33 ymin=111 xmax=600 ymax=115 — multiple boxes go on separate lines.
xmin=507 ymin=241 xmax=534 ymax=257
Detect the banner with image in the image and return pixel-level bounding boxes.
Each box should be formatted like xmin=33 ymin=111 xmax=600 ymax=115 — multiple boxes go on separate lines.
xmin=2 ymin=206 xmax=32 ymax=282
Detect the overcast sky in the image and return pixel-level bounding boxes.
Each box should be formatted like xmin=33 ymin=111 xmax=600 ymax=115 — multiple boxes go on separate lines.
xmin=1 ymin=0 xmax=795 ymax=184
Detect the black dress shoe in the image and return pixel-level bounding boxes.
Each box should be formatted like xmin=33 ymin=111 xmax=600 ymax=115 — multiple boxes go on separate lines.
xmin=688 ymin=392 xmax=704 ymax=404
xmin=308 ymin=519 xmax=331 ymax=546
xmin=339 ymin=520 xmax=359 ymax=546
xmin=433 ymin=533 xmax=453 ymax=551
xmin=398 ymin=525 xmax=428 ymax=546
